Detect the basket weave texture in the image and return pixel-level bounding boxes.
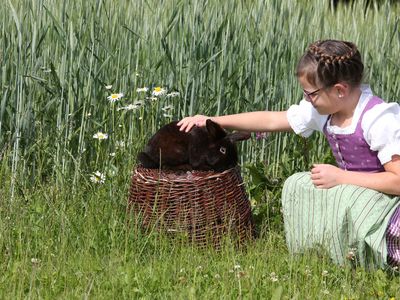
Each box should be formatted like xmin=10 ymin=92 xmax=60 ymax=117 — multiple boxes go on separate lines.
xmin=128 ymin=166 xmax=254 ymax=246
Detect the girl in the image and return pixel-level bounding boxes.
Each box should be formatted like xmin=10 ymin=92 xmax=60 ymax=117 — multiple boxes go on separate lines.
xmin=177 ymin=39 xmax=400 ymax=269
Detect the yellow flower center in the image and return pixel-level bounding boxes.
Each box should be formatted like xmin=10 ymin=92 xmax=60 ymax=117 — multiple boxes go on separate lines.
xmin=154 ymin=87 xmax=162 ymax=92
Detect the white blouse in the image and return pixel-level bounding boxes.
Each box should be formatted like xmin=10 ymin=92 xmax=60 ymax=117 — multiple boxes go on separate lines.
xmin=286 ymin=85 xmax=400 ymax=164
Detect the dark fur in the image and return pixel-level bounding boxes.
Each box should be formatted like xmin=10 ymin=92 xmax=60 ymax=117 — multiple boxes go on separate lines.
xmin=137 ymin=120 xmax=250 ymax=171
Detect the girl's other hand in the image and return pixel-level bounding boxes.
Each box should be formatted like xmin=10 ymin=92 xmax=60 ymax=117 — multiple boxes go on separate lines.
xmin=177 ymin=115 xmax=210 ymax=132
xmin=310 ymin=163 xmax=344 ymax=189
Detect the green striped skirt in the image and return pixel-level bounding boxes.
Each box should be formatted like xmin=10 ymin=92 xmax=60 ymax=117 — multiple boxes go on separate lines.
xmin=282 ymin=172 xmax=400 ymax=269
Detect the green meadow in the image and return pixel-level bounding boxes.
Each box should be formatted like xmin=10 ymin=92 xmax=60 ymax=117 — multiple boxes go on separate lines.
xmin=1 ymin=0 xmax=400 ymax=298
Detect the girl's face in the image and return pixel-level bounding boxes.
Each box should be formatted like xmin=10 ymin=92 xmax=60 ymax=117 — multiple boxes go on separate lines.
xmin=298 ymin=75 xmax=340 ymax=115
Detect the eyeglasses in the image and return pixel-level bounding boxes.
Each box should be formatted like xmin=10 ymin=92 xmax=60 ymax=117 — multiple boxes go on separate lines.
xmin=303 ymin=88 xmax=321 ymax=102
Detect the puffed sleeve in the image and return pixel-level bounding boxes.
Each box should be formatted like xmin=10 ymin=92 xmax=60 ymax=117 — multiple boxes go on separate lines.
xmin=286 ymin=99 xmax=328 ymax=138
xmin=363 ymin=102 xmax=400 ymax=164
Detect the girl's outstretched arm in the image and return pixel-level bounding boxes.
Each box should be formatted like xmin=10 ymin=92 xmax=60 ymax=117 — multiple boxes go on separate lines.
xmin=177 ymin=111 xmax=292 ymax=133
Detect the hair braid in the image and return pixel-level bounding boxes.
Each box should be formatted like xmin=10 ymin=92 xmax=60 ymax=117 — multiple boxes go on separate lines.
xmin=297 ymin=40 xmax=364 ymax=88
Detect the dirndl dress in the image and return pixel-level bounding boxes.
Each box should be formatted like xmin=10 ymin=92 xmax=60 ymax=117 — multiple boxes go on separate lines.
xmin=282 ymin=172 xmax=400 ymax=269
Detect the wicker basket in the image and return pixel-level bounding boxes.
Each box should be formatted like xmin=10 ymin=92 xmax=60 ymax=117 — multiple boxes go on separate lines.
xmin=128 ymin=166 xmax=254 ymax=247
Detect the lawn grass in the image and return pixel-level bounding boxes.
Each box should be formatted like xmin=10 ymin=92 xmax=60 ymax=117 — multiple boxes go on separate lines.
xmin=1 ymin=169 xmax=400 ymax=298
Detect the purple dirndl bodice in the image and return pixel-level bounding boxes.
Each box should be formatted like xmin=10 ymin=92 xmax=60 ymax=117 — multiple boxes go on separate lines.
xmin=323 ymin=96 xmax=384 ymax=172
xmin=323 ymin=95 xmax=400 ymax=267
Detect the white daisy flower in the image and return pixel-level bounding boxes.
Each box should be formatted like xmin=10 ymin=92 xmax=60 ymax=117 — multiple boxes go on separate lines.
xmin=105 ymin=85 xmax=112 ymax=90
xmin=152 ymin=87 xmax=167 ymax=97
xmin=93 ymin=132 xmax=108 ymax=140
xmin=166 ymin=92 xmax=180 ymax=98
xmin=107 ymin=93 xmax=124 ymax=102
xmin=110 ymin=152 xmax=116 ymax=157
xmin=90 ymin=171 xmax=106 ymax=184
xmin=136 ymin=87 xmax=149 ymax=93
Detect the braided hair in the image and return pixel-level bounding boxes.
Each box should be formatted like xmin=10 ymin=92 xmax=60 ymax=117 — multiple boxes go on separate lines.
xmin=296 ymin=40 xmax=364 ymax=88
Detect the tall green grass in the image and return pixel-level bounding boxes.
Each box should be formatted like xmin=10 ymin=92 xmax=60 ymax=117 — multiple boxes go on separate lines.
xmin=2 ymin=0 xmax=399 ymax=190
xmin=1 ymin=0 xmax=400 ymax=297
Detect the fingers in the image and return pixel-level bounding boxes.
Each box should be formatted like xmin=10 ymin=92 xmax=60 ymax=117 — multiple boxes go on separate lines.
xmin=177 ymin=116 xmax=209 ymax=132
xmin=177 ymin=118 xmax=193 ymax=132
xmin=311 ymin=178 xmax=326 ymax=189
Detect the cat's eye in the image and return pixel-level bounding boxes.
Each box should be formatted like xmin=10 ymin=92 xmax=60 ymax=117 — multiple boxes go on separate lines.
xmin=219 ymin=147 xmax=226 ymax=154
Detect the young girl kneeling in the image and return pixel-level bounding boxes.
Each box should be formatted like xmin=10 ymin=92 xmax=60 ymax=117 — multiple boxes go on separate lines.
xmin=178 ymin=39 xmax=400 ymax=269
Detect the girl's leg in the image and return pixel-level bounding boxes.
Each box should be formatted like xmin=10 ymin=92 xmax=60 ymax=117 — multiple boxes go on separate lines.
xmin=281 ymin=172 xmax=400 ymax=268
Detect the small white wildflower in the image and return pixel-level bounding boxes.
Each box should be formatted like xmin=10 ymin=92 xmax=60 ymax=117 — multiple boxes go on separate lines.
xmin=107 ymin=93 xmax=124 ymax=102
xmin=117 ymin=104 xmax=140 ymax=111
xmin=110 ymin=152 xmax=116 ymax=157
xmin=196 ymin=265 xmax=203 ymax=271
xmin=86 ymin=112 xmax=92 ymax=117
xmin=90 ymin=171 xmax=106 ymax=184
xmin=135 ymin=73 xmax=140 ymax=76
xmin=93 ymin=131 xmax=108 ymax=140
xmin=214 ymin=274 xmax=221 ymax=279
xmin=166 ymin=91 xmax=180 ymax=98
xmin=105 ymin=85 xmax=112 ymax=90
xmin=136 ymin=87 xmax=149 ymax=93
xmin=162 ymin=105 xmax=173 ymax=111
xmin=152 ymin=87 xmax=167 ymax=97
xmin=116 ymin=141 xmax=125 ymax=148
xmin=31 ymin=258 xmax=40 ymax=264
xmin=93 ymin=132 xmax=108 ymax=140
xmin=269 ymin=272 xmax=279 ymax=282
xmin=234 ymin=264 xmax=241 ymax=270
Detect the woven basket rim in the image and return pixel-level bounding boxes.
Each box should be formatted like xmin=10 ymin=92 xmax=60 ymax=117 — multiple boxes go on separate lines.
xmin=133 ymin=166 xmax=241 ymax=183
